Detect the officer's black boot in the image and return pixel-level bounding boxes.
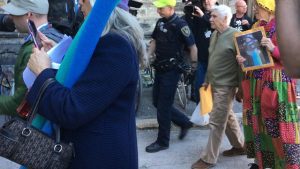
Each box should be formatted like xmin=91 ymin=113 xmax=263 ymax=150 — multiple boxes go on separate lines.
xmin=145 ymin=141 xmax=169 ymax=153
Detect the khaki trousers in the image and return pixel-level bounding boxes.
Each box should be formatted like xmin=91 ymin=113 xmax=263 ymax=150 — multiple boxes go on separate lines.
xmin=201 ymin=86 xmax=244 ymax=164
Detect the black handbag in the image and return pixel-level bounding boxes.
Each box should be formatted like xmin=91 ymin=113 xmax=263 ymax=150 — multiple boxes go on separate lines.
xmin=0 ymin=78 xmax=74 ymax=169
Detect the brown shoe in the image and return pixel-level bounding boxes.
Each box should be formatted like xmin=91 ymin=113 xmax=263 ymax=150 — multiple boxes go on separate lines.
xmin=222 ymin=147 xmax=246 ymax=157
xmin=191 ymin=159 xmax=214 ymax=169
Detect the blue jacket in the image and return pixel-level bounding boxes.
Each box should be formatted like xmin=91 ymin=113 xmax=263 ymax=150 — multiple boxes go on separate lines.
xmin=27 ymin=32 xmax=139 ymax=169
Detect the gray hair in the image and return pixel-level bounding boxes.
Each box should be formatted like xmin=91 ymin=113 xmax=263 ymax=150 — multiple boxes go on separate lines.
xmin=211 ymin=5 xmax=233 ymax=25
xmin=89 ymin=1 xmax=147 ymax=66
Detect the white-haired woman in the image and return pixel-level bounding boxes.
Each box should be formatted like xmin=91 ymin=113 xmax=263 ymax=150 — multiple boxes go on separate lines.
xmin=27 ymin=0 xmax=146 ymax=168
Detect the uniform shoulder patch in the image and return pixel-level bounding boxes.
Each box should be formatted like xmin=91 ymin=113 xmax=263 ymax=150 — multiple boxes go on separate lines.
xmin=181 ymin=26 xmax=191 ymax=37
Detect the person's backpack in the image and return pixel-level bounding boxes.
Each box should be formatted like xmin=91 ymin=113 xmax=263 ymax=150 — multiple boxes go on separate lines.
xmin=48 ymin=0 xmax=84 ymax=37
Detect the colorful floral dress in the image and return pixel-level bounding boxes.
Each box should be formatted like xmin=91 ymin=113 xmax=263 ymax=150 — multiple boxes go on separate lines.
xmin=242 ymin=19 xmax=300 ymax=169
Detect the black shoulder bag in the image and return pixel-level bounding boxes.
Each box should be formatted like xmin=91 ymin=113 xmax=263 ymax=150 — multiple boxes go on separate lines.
xmin=0 ymin=78 xmax=74 ymax=169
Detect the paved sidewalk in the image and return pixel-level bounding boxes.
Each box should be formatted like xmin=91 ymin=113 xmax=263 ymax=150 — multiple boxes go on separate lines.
xmin=138 ymin=128 xmax=252 ymax=169
xmin=0 ymin=158 xmax=19 ymax=169
xmin=0 ymin=114 xmax=252 ymax=169
xmin=0 ymin=128 xmax=252 ymax=169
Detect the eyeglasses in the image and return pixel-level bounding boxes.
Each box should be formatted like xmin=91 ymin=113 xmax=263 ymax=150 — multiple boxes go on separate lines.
xmin=237 ymin=5 xmax=247 ymax=8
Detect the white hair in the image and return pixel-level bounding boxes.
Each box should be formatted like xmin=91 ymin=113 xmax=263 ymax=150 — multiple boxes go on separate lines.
xmin=89 ymin=0 xmax=147 ymax=66
xmin=211 ymin=5 xmax=233 ymax=25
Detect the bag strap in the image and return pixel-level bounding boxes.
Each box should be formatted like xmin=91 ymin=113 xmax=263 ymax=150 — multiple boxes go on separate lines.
xmin=26 ymin=78 xmax=64 ymax=144
xmin=28 ymin=78 xmax=56 ymax=123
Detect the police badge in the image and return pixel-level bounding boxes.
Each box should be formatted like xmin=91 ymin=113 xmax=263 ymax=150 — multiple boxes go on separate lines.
xmin=181 ymin=26 xmax=191 ymax=37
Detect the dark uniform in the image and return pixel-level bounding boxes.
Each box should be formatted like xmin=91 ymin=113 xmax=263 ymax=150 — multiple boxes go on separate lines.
xmin=152 ymin=13 xmax=194 ymax=147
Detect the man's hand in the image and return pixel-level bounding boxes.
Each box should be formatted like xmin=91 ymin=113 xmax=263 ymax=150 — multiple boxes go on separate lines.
xmin=241 ymin=19 xmax=249 ymax=25
xmin=202 ymin=82 xmax=209 ymax=91
xmin=191 ymin=61 xmax=197 ymax=73
xmin=261 ymin=37 xmax=275 ymax=52
xmin=236 ymin=55 xmax=246 ymax=66
xmin=28 ymin=47 xmax=51 ymax=76
xmin=38 ymin=31 xmax=57 ymax=52
xmin=235 ymin=89 xmax=243 ymax=103
xmin=193 ymin=6 xmax=204 ymax=17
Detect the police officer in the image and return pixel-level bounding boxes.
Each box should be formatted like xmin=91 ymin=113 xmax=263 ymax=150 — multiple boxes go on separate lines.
xmin=146 ymin=0 xmax=198 ymax=153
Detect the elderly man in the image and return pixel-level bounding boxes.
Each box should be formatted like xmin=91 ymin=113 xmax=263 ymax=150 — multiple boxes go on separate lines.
xmin=191 ymin=5 xmax=245 ymax=169
xmin=0 ymin=0 xmax=62 ymax=116
xmin=230 ymin=0 xmax=252 ymax=31
xmin=146 ymin=0 xmax=197 ymax=153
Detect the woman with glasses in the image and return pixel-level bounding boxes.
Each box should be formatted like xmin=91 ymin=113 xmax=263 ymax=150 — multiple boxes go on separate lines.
xmin=237 ymin=0 xmax=300 ymax=168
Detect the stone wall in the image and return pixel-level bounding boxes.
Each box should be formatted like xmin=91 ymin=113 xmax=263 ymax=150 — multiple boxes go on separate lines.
xmin=0 ymin=0 xmax=7 ymax=14
xmin=0 ymin=0 xmax=7 ymax=7
xmin=0 ymin=32 xmax=26 ymax=96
